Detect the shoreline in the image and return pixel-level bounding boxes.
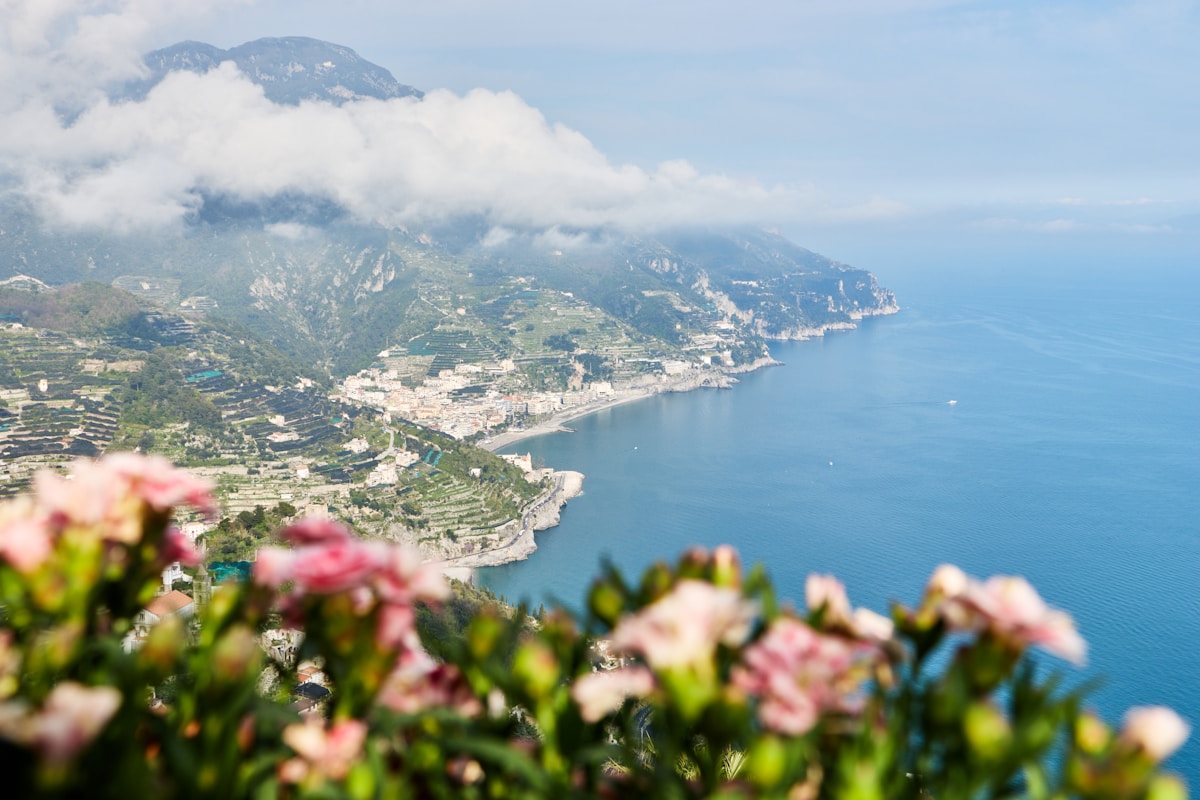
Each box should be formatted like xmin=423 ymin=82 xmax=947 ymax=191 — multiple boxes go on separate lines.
xmin=479 ymin=387 xmax=660 ymax=452
xmin=441 ymin=319 xmax=897 ymax=576
xmin=433 ymin=469 xmax=585 ymax=580
xmin=479 ymin=356 xmax=782 ymax=454
xmin=447 ymin=316 xmax=897 ymax=575
xmin=436 ymin=360 xmax=782 ymax=578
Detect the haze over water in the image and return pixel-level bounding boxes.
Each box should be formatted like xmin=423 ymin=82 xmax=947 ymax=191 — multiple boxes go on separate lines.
xmin=481 ymin=254 xmax=1200 ymax=774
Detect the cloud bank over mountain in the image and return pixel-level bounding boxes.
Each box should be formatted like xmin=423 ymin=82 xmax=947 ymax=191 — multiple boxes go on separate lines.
xmin=0 ymin=0 xmax=903 ymax=235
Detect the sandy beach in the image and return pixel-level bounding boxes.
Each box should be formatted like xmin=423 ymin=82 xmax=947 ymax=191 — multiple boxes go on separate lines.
xmin=480 ymin=386 xmax=659 ymax=452
xmin=479 ymin=358 xmax=780 ymax=453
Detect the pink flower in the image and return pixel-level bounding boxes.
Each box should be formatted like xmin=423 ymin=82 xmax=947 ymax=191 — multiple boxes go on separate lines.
xmin=926 ymin=564 xmax=969 ymax=599
xmin=610 ymin=579 xmax=757 ymax=671
xmin=161 ymin=526 xmax=200 ymax=568
xmin=852 ymin=607 xmax=895 ymax=642
xmin=377 ymin=649 xmax=481 ymax=717
xmin=28 ymin=683 xmax=122 ymax=765
xmin=33 ymin=456 xmax=216 ymax=546
xmin=806 ymin=574 xmax=854 ymax=627
xmin=290 ymin=540 xmax=389 ymax=595
xmin=375 ymin=544 xmax=449 ymax=605
xmin=279 ymin=517 xmax=354 ymax=546
xmin=1120 ymin=706 xmax=1191 ymax=762
xmin=375 ymin=602 xmax=421 ymax=653
xmin=103 ymin=453 xmax=217 ymax=518
xmin=571 ymin=666 xmax=656 ymax=723
xmin=953 ymin=575 xmax=1086 ymax=665
xmin=732 ymin=618 xmax=879 ymax=736
xmin=253 ymin=547 xmax=297 ymax=589
xmin=0 ymin=514 xmax=52 ymax=575
xmin=805 ymin=573 xmax=894 ymax=642
xmin=281 ymin=717 xmax=367 ymax=783
xmin=35 ymin=466 xmax=133 ymax=540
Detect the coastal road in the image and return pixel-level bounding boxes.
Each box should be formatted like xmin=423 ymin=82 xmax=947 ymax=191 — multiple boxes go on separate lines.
xmin=431 ymin=473 xmax=566 ymax=570
xmin=523 ymin=473 xmax=566 ymax=530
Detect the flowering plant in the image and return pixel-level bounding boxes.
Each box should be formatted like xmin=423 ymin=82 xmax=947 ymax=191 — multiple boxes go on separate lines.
xmin=0 ymin=455 xmax=1190 ymax=798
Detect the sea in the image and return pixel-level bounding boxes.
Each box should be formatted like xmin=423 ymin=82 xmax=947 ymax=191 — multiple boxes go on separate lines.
xmin=479 ymin=250 xmax=1200 ymax=776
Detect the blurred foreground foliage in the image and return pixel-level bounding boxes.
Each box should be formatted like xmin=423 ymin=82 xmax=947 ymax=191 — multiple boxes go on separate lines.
xmin=0 ymin=455 xmax=1189 ymax=799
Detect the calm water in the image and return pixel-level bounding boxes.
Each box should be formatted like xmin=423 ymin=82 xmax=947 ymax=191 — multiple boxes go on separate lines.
xmin=480 ymin=258 xmax=1200 ymax=775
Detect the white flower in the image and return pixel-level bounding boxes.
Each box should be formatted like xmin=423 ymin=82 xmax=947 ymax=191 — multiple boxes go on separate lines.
xmin=1121 ymin=706 xmax=1191 ymax=761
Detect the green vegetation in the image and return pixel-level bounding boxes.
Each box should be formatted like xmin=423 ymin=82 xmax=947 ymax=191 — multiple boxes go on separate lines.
xmin=542 ymin=333 xmax=578 ymax=352
xmin=0 ymin=282 xmax=144 ymax=336
xmin=0 ymin=221 xmax=894 ymax=550
xmin=206 ymin=501 xmax=300 ymax=559
xmin=118 ymin=353 xmax=223 ymax=436
xmin=415 ymin=579 xmax=526 ymax=664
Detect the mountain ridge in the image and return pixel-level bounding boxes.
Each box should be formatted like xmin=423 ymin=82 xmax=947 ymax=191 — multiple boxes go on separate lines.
xmin=4 ymin=36 xmax=897 ymax=380
xmin=126 ymin=36 xmax=423 ymax=106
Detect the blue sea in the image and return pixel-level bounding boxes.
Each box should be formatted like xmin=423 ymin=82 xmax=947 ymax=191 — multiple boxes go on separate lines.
xmin=480 ymin=253 xmax=1200 ymax=776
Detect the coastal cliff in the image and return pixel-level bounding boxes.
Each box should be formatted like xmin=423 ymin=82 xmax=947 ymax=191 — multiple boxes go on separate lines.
xmin=429 ymin=470 xmax=585 ymax=573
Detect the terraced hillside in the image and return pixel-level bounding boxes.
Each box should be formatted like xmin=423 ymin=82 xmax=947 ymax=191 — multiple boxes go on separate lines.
xmin=0 ymin=284 xmax=543 ymax=558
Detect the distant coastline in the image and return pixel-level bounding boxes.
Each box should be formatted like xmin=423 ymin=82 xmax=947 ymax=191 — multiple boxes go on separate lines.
xmin=449 ymin=311 xmax=899 ymax=576
xmin=477 ymin=305 xmax=903 ymax=455
xmin=434 ymin=355 xmax=783 ymax=579
xmin=479 ymin=354 xmax=782 ymax=453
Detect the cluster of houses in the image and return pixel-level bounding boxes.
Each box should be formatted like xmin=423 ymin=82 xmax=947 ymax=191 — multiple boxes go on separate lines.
xmin=336 ymin=360 xmax=624 ymax=440
xmin=127 ymin=554 xmax=332 ymax=717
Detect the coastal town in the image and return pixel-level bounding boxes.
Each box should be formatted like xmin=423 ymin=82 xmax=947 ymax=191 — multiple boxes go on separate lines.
xmin=333 ymin=348 xmax=742 ymax=444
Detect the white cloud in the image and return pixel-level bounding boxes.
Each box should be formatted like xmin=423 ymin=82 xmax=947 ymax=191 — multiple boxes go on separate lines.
xmin=0 ymin=0 xmax=249 ymax=112
xmin=0 ymin=1 xmax=907 ymax=235
xmin=531 ymin=227 xmax=593 ymax=251
xmin=480 ymin=226 xmax=514 ymax=247
xmin=972 ymin=216 xmax=1173 ymax=235
xmin=975 ymin=217 xmax=1091 ymax=233
xmin=264 ymin=222 xmax=316 ymax=240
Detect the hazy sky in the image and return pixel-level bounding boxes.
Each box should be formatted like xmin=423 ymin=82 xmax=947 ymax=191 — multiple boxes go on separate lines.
xmin=2 ymin=0 xmax=1197 ymax=264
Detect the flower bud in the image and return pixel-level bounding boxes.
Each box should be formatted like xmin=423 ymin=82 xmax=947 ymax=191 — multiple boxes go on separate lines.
xmin=1074 ymin=713 xmax=1110 ymax=755
xmin=346 ymin=761 xmax=377 ymax=800
xmin=746 ymin=735 xmax=789 ymax=788
xmin=926 ymin=564 xmax=968 ymax=599
xmin=0 ymin=633 xmax=19 ymax=701
xmin=466 ymin=611 xmax=505 ymax=659
xmin=140 ymin=614 xmax=186 ymax=677
xmin=211 ymin=625 xmax=262 ymax=684
xmin=639 ymin=561 xmax=673 ymax=602
xmin=678 ymin=546 xmax=710 ymax=580
xmin=964 ymin=702 xmax=1011 ymax=761
xmin=37 ymin=622 xmax=84 ymax=673
xmin=710 ymin=545 xmax=742 ymax=588
xmin=447 ymin=756 xmax=484 ymax=786
xmin=1146 ymin=774 xmax=1188 ymax=800
xmin=237 ymin=715 xmax=255 ymax=753
xmin=587 ymin=581 xmax=624 ymax=626
xmin=512 ymin=640 xmax=560 ymax=700
xmin=204 ymin=585 xmax=242 ymax=630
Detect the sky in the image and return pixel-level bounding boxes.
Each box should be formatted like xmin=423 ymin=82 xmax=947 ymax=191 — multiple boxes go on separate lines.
xmin=1 ymin=0 xmax=1197 ymax=267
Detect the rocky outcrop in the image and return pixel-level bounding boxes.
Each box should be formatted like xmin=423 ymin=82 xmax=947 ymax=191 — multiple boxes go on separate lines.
xmin=425 ymin=470 xmax=584 ymax=570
